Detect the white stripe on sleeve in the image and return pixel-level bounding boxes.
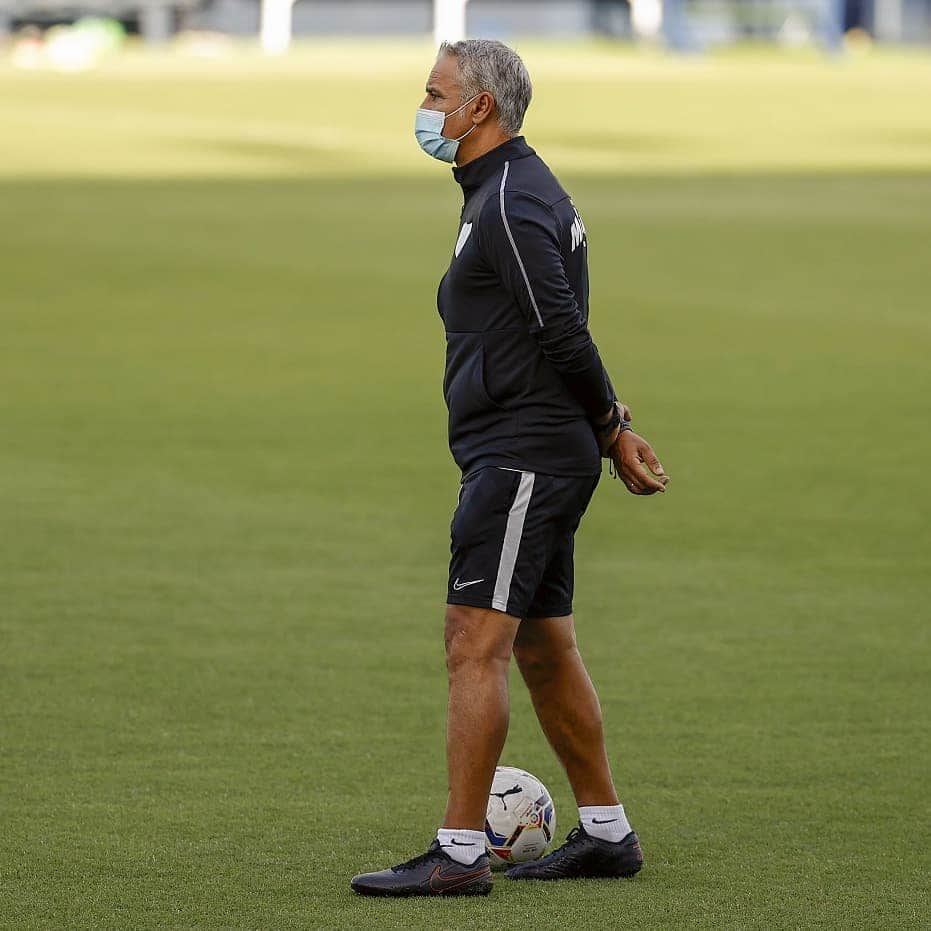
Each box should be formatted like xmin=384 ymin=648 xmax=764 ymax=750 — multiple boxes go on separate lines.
xmin=498 ymin=161 xmax=544 ymax=328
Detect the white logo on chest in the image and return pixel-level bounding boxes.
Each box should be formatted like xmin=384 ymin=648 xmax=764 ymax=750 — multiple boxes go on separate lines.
xmin=570 ymin=204 xmax=587 ymax=252
xmin=454 ymin=222 xmax=473 ymax=257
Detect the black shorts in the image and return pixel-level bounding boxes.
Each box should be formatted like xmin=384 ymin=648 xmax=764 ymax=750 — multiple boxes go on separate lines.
xmin=447 ymin=466 xmax=600 ymax=619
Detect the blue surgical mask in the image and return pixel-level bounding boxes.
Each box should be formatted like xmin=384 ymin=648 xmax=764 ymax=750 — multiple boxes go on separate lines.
xmin=414 ymin=94 xmax=479 ymax=163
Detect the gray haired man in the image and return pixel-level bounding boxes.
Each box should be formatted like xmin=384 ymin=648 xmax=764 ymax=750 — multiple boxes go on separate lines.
xmin=351 ymin=39 xmax=668 ymax=898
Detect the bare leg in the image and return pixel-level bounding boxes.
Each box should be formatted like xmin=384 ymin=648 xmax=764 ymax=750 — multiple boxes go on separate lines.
xmin=513 ymin=614 xmax=619 ymax=807
xmin=442 ymin=604 xmax=522 ymax=830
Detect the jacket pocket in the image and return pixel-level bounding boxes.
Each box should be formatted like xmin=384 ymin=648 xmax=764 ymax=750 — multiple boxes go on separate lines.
xmin=478 ymin=343 xmax=507 ymax=411
xmin=481 ymin=331 xmax=527 ymax=409
xmin=444 ymin=336 xmax=505 ymax=418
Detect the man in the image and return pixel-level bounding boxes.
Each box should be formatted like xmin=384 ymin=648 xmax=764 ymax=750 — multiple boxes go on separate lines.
xmin=351 ymin=39 xmax=669 ymax=898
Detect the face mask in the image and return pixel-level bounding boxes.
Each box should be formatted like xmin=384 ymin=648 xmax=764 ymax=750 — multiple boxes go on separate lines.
xmin=414 ymin=94 xmax=479 ymax=163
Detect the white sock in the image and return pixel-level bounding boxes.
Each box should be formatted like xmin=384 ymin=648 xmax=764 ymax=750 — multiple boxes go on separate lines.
xmin=436 ymin=828 xmax=486 ymax=865
xmin=579 ymin=804 xmax=632 ymax=843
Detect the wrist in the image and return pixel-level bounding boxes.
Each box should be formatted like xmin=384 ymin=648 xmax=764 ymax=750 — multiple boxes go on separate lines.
xmin=592 ymin=405 xmax=621 ymax=434
xmin=593 ymin=405 xmax=622 ymax=456
xmin=594 ymin=405 xmax=617 ymax=427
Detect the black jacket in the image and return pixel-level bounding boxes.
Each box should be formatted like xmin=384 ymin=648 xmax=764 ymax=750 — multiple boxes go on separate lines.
xmin=437 ymin=136 xmax=618 ymax=478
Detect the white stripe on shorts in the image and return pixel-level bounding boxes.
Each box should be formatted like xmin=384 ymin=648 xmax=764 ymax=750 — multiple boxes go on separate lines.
xmin=492 ymin=470 xmax=535 ymax=613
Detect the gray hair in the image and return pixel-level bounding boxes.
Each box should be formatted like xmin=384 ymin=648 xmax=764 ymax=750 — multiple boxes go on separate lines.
xmin=439 ymin=39 xmax=533 ymax=136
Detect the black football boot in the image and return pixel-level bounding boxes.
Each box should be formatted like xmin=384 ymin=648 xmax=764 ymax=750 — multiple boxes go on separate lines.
xmin=505 ymin=824 xmax=643 ymax=881
xmin=350 ymin=840 xmax=493 ymax=897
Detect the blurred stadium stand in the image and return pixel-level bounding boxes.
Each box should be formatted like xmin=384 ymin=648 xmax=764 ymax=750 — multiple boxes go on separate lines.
xmin=0 ymin=0 xmax=927 ymax=45
xmin=0 ymin=0 xmax=197 ymax=38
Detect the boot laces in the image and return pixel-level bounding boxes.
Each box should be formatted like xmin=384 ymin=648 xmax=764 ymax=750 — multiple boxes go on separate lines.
xmin=393 ymin=845 xmax=440 ymax=873
xmin=528 ymin=825 xmax=587 ymax=869
xmin=564 ymin=826 xmax=586 ymax=847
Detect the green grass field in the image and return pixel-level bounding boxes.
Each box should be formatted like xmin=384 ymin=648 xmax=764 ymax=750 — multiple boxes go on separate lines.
xmin=1 ymin=42 xmax=929 ymax=929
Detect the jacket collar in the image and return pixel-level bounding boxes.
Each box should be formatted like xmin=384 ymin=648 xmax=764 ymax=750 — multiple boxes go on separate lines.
xmin=452 ymin=136 xmax=534 ymax=196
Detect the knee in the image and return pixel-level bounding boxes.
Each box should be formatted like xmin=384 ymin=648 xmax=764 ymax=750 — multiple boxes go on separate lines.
xmin=444 ymin=604 xmax=513 ymax=676
xmin=512 ymin=638 xmax=553 ymax=684
xmin=513 ymin=632 xmax=577 ymax=686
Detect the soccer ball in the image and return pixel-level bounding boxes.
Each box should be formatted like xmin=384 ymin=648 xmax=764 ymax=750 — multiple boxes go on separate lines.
xmin=484 ymin=765 xmax=556 ymax=867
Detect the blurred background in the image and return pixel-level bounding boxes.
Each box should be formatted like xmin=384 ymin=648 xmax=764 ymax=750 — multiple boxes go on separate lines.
xmin=2 ymin=1 xmax=929 ymax=929
xmin=2 ymin=0 xmax=931 ymax=61
xmin=0 ymin=0 xmax=931 ymax=57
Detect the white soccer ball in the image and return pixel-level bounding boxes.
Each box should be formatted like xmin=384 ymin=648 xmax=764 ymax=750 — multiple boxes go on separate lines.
xmin=484 ymin=765 xmax=556 ymax=867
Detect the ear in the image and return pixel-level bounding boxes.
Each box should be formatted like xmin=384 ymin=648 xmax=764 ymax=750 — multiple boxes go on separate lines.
xmin=472 ymin=92 xmax=496 ymax=125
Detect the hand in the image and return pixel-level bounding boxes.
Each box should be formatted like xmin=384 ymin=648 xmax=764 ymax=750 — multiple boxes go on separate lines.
xmin=610 ymin=430 xmax=669 ymax=495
